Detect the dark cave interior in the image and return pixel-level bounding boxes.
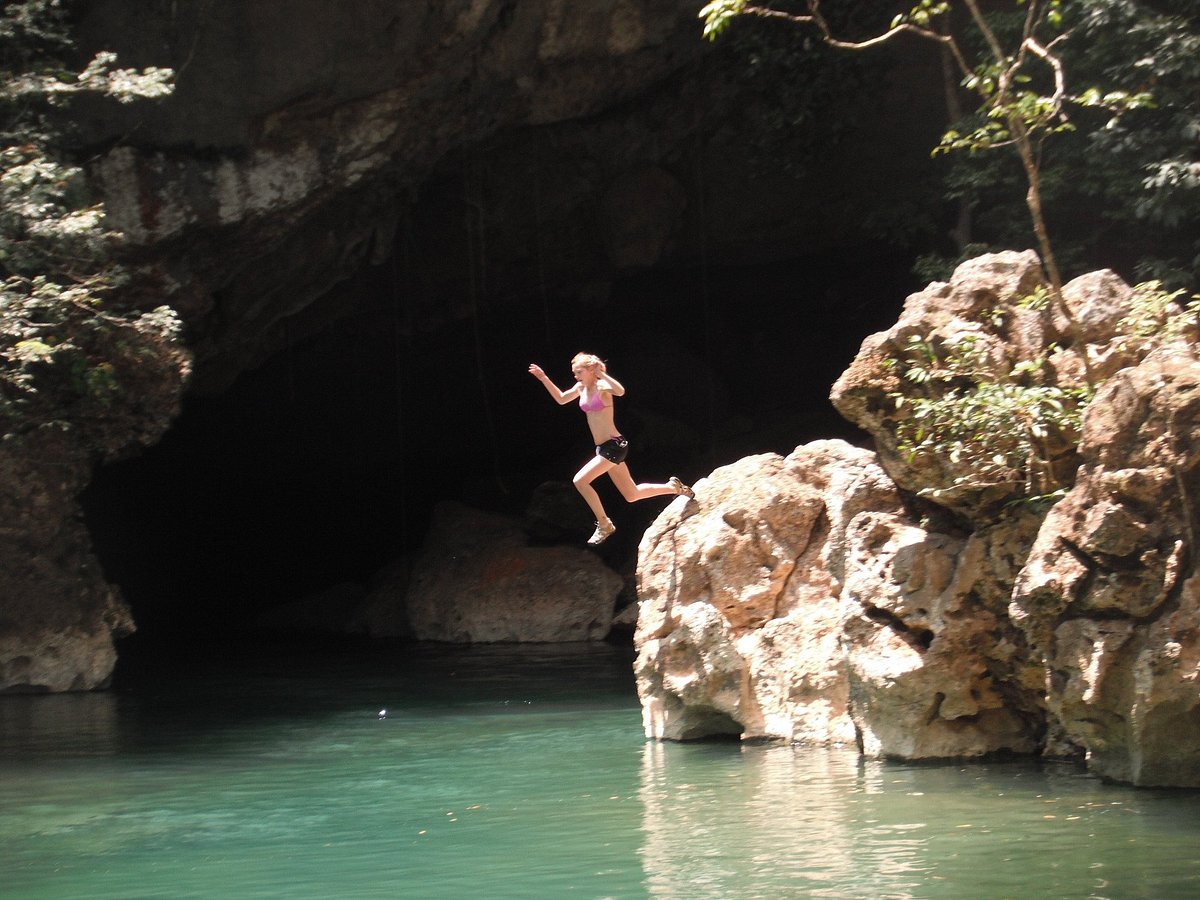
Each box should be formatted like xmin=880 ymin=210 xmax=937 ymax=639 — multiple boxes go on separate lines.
xmin=81 ymin=242 xmax=921 ymax=643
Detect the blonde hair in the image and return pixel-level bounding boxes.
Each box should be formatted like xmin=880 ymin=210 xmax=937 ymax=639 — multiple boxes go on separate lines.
xmin=571 ymin=352 xmax=605 ymax=372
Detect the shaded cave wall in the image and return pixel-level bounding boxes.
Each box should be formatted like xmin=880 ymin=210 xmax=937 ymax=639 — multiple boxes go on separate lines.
xmin=63 ymin=1 xmax=949 ymax=644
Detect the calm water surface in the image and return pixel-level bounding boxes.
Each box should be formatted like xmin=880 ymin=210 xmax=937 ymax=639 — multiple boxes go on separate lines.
xmin=1 ymin=640 xmax=1198 ymax=899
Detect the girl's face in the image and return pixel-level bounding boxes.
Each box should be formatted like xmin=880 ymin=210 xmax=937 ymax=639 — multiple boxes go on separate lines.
xmin=572 ymin=363 xmax=597 ymax=385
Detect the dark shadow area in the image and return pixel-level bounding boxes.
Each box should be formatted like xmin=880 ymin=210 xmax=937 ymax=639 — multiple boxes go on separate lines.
xmin=82 ymin=245 xmax=918 ymax=644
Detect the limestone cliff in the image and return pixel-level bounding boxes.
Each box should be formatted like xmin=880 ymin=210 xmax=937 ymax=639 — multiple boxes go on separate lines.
xmin=636 ymin=253 xmax=1200 ymax=787
xmin=73 ymin=0 xmax=940 ymax=393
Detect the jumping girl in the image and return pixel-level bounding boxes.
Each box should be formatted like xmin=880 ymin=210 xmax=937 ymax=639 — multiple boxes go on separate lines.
xmin=528 ymin=352 xmax=694 ymax=545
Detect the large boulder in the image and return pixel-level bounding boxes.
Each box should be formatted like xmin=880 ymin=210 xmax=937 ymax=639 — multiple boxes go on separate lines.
xmin=1012 ymin=342 xmax=1200 ymax=786
xmin=635 ymin=439 xmax=1043 ymax=756
xmin=635 ymin=445 xmax=866 ymax=742
xmin=404 ymin=502 xmax=623 ymax=642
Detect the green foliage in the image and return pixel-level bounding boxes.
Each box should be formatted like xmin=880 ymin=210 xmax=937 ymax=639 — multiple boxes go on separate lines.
xmin=937 ymin=0 xmax=1199 ymax=287
xmin=888 ymin=331 xmax=1088 ymax=502
xmin=912 ymin=243 xmax=992 ymax=284
xmin=700 ymin=0 xmax=1200 ymax=292
xmin=890 ymin=0 xmax=950 ymax=31
xmin=1073 ymin=0 xmax=1200 ymax=286
xmin=700 ymin=0 xmax=748 ymax=40
xmin=0 ymin=0 xmax=178 ymax=438
xmin=1113 ymin=280 xmax=1200 ymax=354
xmin=885 ymin=280 xmax=1197 ymax=508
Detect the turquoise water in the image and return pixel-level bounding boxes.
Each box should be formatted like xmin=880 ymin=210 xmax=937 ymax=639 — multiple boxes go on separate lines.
xmin=1 ymin=640 xmax=1198 ymax=899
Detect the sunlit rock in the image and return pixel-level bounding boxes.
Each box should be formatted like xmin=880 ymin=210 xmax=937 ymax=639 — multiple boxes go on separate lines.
xmin=641 ymin=278 xmax=1200 ymax=785
xmin=636 ymin=439 xmax=1046 ymax=757
xmin=1013 ymin=343 xmax=1200 ymax=786
xmin=830 ymin=251 xmax=1147 ymax=523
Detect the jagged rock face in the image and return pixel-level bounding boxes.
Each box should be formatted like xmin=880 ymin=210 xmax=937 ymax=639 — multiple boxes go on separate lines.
xmin=73 ymin=0 xmax=716 ymax=392
xmin=841 ymin=507 xmax=1046 ymax=758
xmin=73 ymin=0 xmax=942 ymax=393
xmin=639 ymin=261 xmax=1200 ymax=786
xmin=830 ymin=252 xmax=1145 ymax=523
xmin=1012 ymin=343 xmax=1200 ymax=787
xmin=635 ymin=439 xmax=1044 ymax=755
xmin=636 ymin=446 xmax=868 ymax=743
xmin=393 ymin=501 xmax=622 ymax=642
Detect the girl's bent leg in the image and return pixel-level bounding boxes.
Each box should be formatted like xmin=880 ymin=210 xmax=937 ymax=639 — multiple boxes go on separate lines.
xmin=607 ymin=464 xmax=685 ymax=503
xmin=574 ymin=455 xmax=615 ymax=524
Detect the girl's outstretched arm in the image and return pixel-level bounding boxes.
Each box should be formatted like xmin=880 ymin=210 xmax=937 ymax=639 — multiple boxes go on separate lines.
xmin=529 ymin=363 xmax=581 ymax=405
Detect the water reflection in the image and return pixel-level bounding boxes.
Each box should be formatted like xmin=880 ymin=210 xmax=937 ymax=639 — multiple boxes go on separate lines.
xmin=0 ymin=692 xmax=120 ymax=756
xmin=638 ymin=741 xmax=1200 ymax=899
xmin=639 ymin=740 xmax=922 ymax=898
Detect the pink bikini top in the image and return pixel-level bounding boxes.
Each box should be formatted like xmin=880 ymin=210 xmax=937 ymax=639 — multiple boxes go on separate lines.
xmin=579 ymin=390 xmax=607 ymax=413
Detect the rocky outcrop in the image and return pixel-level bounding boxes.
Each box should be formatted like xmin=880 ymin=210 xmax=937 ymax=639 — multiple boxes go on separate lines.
xmin=830 ymin=251 xmax=1144 ymax=522
xmin=637 ymin=446 xmax=864 ymax=742
xmin=1012 ymin=342 xmax=1200 ymax=786
xmin=636 ymin=441 xmax=1042 ymax=756
xmin=396 ymin=502 xmax=623 ymax=643
xmin=637 ymin=254 xmax=1200 ymax=786
xmin=0 ymin=309 xmax=190 ymax=693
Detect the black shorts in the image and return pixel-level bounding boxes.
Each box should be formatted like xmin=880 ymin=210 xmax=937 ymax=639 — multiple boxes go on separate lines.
xmin=596 ymin=436 xmax=629 ymax=464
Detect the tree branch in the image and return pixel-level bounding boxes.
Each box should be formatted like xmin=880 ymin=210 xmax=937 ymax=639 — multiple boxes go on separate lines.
xmin=1024 ymin=37 xmax=1067 ymax=120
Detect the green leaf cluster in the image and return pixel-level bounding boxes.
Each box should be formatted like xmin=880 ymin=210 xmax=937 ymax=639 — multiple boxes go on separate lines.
xmin=889 ymin=331 xmax=1088 ymax=504
xmin=886 ymin=280 xmax=1196 ymax=509
xmin=699 ymin=0 xmax=1200 ymax=292
xmin=0 ymin=0 xmax=179 ymax=440
xmin=700 ymin=0 xmax=748 ymax=40
xmin=934 ymin=0 xmax=1199 ymax=287
xmin=1112 ymin=280 xmax=1200 ymax=354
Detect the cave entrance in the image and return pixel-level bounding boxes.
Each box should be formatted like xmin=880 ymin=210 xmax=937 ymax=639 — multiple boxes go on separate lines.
xmin=81 ymin=246 xmax=915 ymax=648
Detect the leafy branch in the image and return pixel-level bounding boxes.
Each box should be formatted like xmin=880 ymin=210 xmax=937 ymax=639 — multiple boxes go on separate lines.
xmin=883 ymin=280 xmax=1196 ymax=509
xmin=700 ymin=0 xmax=1157 ymax=386
xmin=887 ymin=331 xmax=1088 ymax=504
xmin=0 ymin=0 xmax=181 ymax=440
